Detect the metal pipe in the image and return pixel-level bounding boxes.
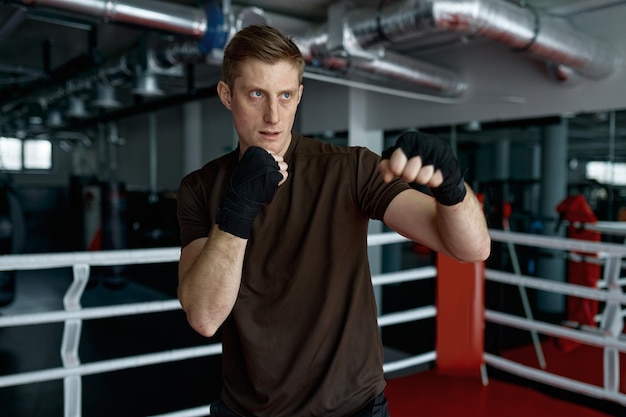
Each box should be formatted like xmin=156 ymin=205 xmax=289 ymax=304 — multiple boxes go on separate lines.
xmin=20 ymin=0 xmax=208 ymax=38
xmin=342 ymin=0 xmax=619 ymax=79
xmin=296 ymin=0 xmax=619 ymax=98
xmin=429 ymin=0 xmax=618 ymax=79
xmin=294 ymin=25 xmax=466 ymax=98
xmin=350 ymin=49 xmax=467 ymax=96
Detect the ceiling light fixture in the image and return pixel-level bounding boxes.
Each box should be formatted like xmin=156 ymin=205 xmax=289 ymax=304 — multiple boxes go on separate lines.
xmin=132 ymin=72 xmax=164 ymax=97
xmin=92 ymin=83 xmax=121 ymax=109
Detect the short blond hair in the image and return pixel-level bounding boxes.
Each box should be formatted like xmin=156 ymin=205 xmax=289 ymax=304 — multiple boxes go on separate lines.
xmin=222 ymin=25 xmax=305 ymax=89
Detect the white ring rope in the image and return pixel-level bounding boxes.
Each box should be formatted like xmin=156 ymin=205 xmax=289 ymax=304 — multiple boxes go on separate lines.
xmin=489 ymin=229 xmax=626 ymax=255
xmin=0 ymin=299 xmax=182 ymax=328
xmin=367 ymin=232 xmax=411 ymax=246
xmin=484 ymin=353 xmax=626 ymax=406
xmin=485 ymin=310 xmax=626 ymax=351
xmin=148 ymin=405 xmax=212 ymax=417
xmin=383 ymin=351 xmax=437 ymax=374
xmin=0 ymin=344 xmax=222 ymax=389
xmin=378 ymin=306 xmax=437 ymax=327
xmin=574 ymin=221 xmax=626 ymax=237
xmin=486 ymin=269 xmax=626 ymax=304
xmin=0 ymin=247 xmax=181 ymax=271
xmin=372 ymin=266 xmax=436 ymax=286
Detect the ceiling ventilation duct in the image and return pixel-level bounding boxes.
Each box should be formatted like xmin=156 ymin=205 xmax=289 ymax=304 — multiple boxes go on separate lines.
xmin=295 ymin=29 xmax=467 ymax=97
xmin=433 ymin=0 xmax=619 ymax=79
xmin=7 ymin=0 xmax=619 ymax=113
xmin=295 ymin=3 xmax=467 ymax=98
xmin=297 ymin=0 xmax=619 ymax=96
xmin=21 ymin=0 xmax=207 ymax=40
xmin=16 ymin=0 xmax=230 ymax=54
xmin=359 ymin=0 xmax=618 ymax=80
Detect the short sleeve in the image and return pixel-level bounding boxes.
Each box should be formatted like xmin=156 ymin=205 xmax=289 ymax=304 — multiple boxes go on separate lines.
xmin=176 ymin=174 xmax=212 ymax=248
xmin=352 ymin=147 xmax=410 ymax=221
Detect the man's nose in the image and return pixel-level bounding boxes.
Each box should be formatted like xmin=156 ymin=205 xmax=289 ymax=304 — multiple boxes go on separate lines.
xmin=264 ymin=98 xmax=279 ymax=124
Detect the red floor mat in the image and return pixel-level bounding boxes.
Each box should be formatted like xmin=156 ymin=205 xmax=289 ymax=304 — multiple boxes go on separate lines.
xmin=385 ymin=368 xmax=614 ymax=417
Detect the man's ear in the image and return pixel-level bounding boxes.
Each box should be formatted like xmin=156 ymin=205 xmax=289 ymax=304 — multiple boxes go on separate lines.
xmin=217 ymin=81 xmax=232 ymax=110
xmin=297 ymin=84 xmax=304 ymax=104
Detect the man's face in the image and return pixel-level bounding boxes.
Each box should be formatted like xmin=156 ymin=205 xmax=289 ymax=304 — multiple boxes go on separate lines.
xmin=218 ymin=58 xmax=303 ymax=158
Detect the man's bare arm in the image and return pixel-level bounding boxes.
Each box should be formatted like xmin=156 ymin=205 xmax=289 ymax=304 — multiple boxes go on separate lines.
xmin=384 ymin=186 xmax=490 ymax=263
xmin=177 ymin=147 xmax=287 ymax=337
xmin=379 ymin=130 xmax=490 ymax=262
xmin=178 ymin=225 xmax=247 ymax=337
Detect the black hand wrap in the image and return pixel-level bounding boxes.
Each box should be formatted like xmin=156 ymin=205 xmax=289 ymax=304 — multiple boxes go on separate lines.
xmin=216 ymin=146 xmax=283 ymax=239
xmin=382 ymin=130 xmax=466 ymax=206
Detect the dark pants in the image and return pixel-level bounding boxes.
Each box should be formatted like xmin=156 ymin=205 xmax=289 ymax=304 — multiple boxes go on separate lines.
xmin=210 ymin=393 xmax=390 ymax=417
xmin=352 ymin=393 xmax=390 ymax=417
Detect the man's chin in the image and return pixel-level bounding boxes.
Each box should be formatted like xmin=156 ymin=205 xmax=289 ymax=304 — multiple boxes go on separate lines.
xmin=259 ymin=137 xmax=290 ymax=156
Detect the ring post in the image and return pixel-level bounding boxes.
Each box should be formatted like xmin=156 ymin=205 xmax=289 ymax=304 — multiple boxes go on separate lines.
xmin=436 ymin=253 xmax=485 ymax=380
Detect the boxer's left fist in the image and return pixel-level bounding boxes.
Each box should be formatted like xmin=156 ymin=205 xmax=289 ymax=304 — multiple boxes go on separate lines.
xmin=379 ymin=130 xmax=466 ymax=206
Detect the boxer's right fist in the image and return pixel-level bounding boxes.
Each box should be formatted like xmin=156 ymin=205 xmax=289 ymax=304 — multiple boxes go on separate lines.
xmin=216 ymin=146 xmax=283 ymax=239
xmin=380 ymin=130 xmax=466 ymax=206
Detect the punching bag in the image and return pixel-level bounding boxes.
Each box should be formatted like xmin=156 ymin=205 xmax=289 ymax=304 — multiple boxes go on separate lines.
xmin=0 ymin=183 xmax=26 ymax=307
xmin=100 ymin=181 xmax=128 ymax=288
xmin=555 ymin=195 xmax=601 ymax=352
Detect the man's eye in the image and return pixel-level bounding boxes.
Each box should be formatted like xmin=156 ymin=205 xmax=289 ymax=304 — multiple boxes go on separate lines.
xmin=282 ymin=92 xmax=291 ymax=99
xmin=251 ymin=91 xmax=262 ymax=98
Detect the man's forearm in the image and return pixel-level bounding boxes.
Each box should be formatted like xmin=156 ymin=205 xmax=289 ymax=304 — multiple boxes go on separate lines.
xmin=436 ymin=184 xmax=491 ymax=263
xmin=178 ymin=225 xmax=247 ymax=337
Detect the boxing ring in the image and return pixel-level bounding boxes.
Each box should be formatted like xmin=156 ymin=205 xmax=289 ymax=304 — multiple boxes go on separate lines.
xmin=486 ymin=225 xmax=626 ymax=407
xmin=0 ymin=227 xmax=624 ymax=417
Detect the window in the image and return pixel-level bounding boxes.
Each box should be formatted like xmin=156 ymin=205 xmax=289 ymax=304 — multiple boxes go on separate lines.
xmin=24 ymin=140 xmax=52 ymax=169
xmin=0 ymin=137 xmax=52 ymax=171
xmin=0 ymin=137 xmax=21 ymax=170
xmin=586 ymin=161 xmax=626 ymax=186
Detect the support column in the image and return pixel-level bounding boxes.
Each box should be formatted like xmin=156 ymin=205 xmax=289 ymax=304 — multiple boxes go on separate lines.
xmin=183 ymin=101 xmax=203 ymax=175
xmin=494 ymin=138 xmax=510 ymax=182
xmin=528 ymin=142 xmax=542 ymax=218
xmin=494 ymin=136 xmax=511 ymax=225
xmin=348 ymin=88 xmax=385 ymax=314
xmin=536 ymin=118 xmax=568 ymax=316
xmin=436 ymin=253 xmax=485 ymax=376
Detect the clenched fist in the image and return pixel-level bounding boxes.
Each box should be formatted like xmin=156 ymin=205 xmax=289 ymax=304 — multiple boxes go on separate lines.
xmin=379 ymin=130 xmax=466 ymax=206
xmin=216 ymin=146 xmax=285 ymax=239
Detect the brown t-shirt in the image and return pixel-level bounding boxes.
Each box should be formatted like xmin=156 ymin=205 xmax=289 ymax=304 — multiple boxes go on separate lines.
xmin=177 ymin=133 xmax=409 ymax=416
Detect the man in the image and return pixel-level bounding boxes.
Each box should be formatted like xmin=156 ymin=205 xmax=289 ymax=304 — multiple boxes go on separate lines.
xmin=177 ymin=25 xmax=490 ymax=417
